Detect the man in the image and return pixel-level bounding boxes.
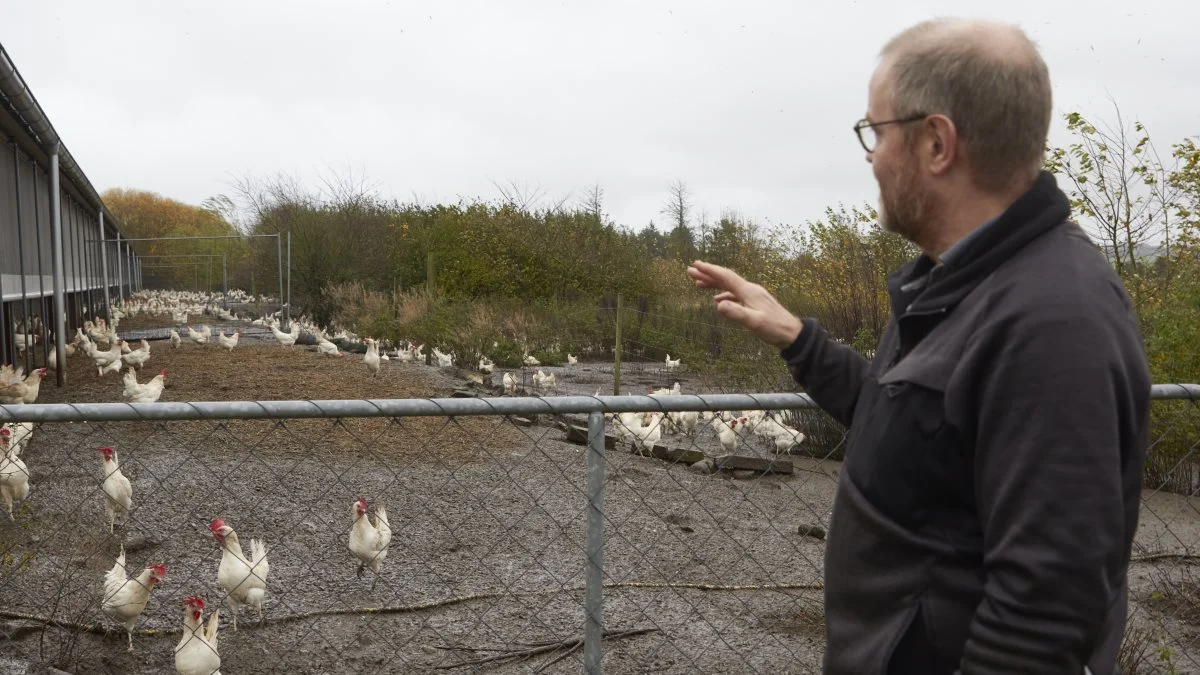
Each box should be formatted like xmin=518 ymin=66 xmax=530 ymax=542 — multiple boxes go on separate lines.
xmin=688 ymin=18 xmax=1150 ymax=675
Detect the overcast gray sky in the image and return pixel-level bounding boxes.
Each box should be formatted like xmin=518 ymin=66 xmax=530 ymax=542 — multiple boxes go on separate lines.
xmin=3 ymin=0 xmax=1196 ymax=232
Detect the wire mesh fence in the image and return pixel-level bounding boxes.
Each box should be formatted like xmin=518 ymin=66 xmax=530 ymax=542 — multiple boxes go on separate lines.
xmin=1 ymin=387 xmax=1198 ymax=674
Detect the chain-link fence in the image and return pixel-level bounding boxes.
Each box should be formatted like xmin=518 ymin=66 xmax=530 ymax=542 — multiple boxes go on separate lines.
xmin=1 ymin=386 xmax=1198 ymax=674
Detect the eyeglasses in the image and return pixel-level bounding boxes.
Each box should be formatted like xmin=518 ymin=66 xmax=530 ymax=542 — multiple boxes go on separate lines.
xmin=853 ymin=114 xmax=928 ymax=153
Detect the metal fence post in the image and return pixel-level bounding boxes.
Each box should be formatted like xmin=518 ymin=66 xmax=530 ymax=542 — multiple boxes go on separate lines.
xmin=276 ymin=233 xmax=285 ymax=331
xmin=48 ymin=144 xmax=66 ymax=387
xmin=12 ymin=142 xmax=31 ymax=373
xmin=98 ymin=211 xmax=110 ymax=320
xmin=115 ymin=232 xmax=123 ymax=302
xmin=286 ymin=230 xmax=291 ymax=329
xmin=31 ymin=159 xmax=46 ymax=368
xmin=584 ymin=410 xmax=607 ymax=674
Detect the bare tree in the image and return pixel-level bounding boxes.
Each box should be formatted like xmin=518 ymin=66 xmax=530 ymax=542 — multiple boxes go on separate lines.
xmin=661 ymin=180 xmax=697 ymax=263
xmin=317 ymin=163 xmax=380 ymax=209
xmin=580 ymin=183 xmax=605 ymax=225
xmin=492 ymin=179 xmax=547 ymax=211
xmin=661 ymin=179 xmax=692 ymax=232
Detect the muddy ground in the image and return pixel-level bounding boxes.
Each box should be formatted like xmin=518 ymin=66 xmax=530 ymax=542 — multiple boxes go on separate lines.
xmin=1 ymin=325 xmax=838 ymax=675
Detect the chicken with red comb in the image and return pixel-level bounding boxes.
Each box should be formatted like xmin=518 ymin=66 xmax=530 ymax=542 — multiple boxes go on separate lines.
xmin=100 ymin=545 xmax=166 ymax=652
xmin=176 ymin=593 xmax=222 ymax=675
xmin=348 ymin=496 xmax=392 ymax=590
xmin=210 ymin=517 xmax=269 ymax=631
xmin=99 ymin=447 xmax=132 ymax=534
xmin=1 ymin=426 xmax=31 ymax=519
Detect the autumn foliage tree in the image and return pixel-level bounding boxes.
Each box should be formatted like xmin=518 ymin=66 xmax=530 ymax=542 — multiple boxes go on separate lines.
xmin=102 ymin=188 xmax=249 ymax=291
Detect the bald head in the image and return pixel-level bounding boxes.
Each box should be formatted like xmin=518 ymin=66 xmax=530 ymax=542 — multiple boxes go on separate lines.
xmin=876 ymin=18 xmax=1053 ymax=192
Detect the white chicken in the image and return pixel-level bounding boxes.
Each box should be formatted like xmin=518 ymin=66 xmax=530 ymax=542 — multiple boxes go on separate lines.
xmin=432 ymin=347 xmax=453 ymax=367
xmin=566 ymin=353 xmax=578 ymax=365
xmin=121 ymin=368 xmax=144 ymax=399
xmin=3 ymin=421 xmax=34 ymax=458
xmin=99 ymin=447 xmax=133 ymax=534
xmin=664 ymin=354 xmax=681 ymax=371
xmin=210 ymin=517 xmax=270 ymax=631
xmin=669 ymin=410 xmax=700 ymax=437
xmin=1 ymin=427 xmax=31 ymax=519
xmin=348 ymin=497 xmax=392 ymax=590
xmin=270 ymin=322 xmax=297 ymax=348
xmin=0 ymin=367 xmax=47 ymax=404
xmin=630 ymin=411 xmax=664 ymax=455
xmin=175 ymin=595 xmax=221 ymax=675
xmin=711 ymin=415 xmax=744 ymax=453
xmin=477 ymin=355 xmax=494 ymax=374
xmin=753 ymin=415 xmax=807 ymax=454
xmin=170 ymin=329 xmax=182 ymax=348
xmin=186 ymin=325 xmax=210 ymax=345
xmin=121 ymin=339 xmax=152 ymax=369
xmin=88 ymin=340 xmax=124 ymax=375
xmin=126 ymin=370 xmax=167 ymax=403
xmin=100 ymin=545 xmax=167 ymax=652
xmin=363 ymin=338 xmax=381 ymax=377
xmin=217 ymin=330 xmax=239 ymax=352
xmin=502 ymin=372 xmax=518 ymax=395
xmin=532 ymin=369 xmax=556 ymax=392
xmin=316 ymin=336 xmax=342 ymax=357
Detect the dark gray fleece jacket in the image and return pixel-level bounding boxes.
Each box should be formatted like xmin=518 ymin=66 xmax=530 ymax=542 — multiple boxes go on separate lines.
xmin=781 ymin=171 xmax=1151 ymax=674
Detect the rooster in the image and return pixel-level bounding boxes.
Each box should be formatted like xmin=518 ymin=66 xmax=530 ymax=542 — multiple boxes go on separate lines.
xmin=175 ymin=595 xmax=221 ymax=675
xmin=1 ymin=427 xmax=31 ymax=519
xmin=210 ymin=517 xmax=270 ymax=631
xmin=348 ymin=497 xmax=392 ymax=590
xmin=99 ymin=447 xmax=133 ymax=534
xmin=100 ymin=545 xmax=166 ymax=652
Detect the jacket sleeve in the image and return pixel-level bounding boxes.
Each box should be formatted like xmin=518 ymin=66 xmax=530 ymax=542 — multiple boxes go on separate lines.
xmin=957 ymin=299 xmax=1146 ymax=674
xmin=779 ymin=317 xmax=870 ymax=428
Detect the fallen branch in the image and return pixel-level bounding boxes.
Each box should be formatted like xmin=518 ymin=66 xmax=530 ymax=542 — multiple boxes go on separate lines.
xmin=1132 ymin=550 xmax=1200 ymax=563
xmin=0 ymin=578 xmax=823 ymax=639
xmin=432 ymin=627 xmax=658 ymax=670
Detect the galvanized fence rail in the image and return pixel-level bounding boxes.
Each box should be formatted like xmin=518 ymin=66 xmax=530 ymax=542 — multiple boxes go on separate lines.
xmin=1 ymin=386 xmax=1199 ymax=674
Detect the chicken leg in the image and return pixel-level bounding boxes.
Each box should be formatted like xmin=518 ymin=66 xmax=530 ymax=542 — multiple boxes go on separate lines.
xmin=227 ymin=597 xmax=240 ymax=632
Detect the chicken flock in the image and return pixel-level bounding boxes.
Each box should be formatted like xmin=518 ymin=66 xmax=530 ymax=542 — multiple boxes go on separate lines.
xmin=2 ymin=287 xmax=807 ymax=673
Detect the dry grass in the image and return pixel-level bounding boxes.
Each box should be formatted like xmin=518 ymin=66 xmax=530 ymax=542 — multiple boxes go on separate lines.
xmin=1147 ymin=564 xmax=1200 ymax=626
xmin=1118 ymin=621 xmax=1161 ymax=675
